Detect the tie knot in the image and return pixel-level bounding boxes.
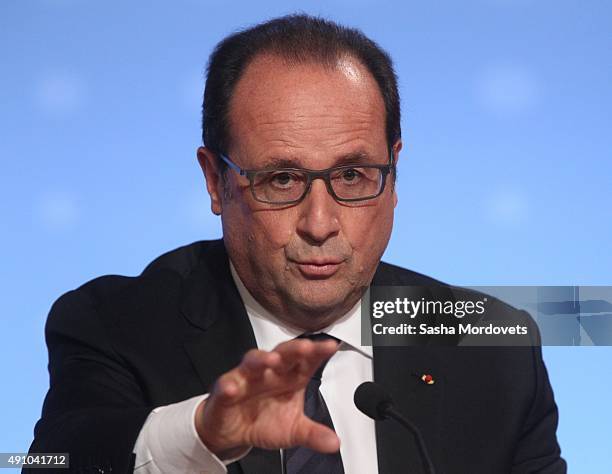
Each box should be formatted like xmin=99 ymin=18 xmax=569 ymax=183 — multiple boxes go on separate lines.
xmin=299 ymin=333 xmax=340 ymax=344
xmin=297 ymin=333 xmax=340 ymax=382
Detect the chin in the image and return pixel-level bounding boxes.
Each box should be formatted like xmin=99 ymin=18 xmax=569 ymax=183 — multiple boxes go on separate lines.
xmin=285 ymin=283 xmax=359 ymax=317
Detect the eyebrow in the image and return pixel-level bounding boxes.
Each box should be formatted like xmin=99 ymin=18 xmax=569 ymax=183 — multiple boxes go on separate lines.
xmin=259 ymin=151 xmax=376 ymax=170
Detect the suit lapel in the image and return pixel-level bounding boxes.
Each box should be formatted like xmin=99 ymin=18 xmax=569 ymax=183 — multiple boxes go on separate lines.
xmin=180 ymin=241 xmax=282 ymax=474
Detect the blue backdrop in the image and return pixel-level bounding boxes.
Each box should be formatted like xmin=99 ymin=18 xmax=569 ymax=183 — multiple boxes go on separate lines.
xmin=1 ymin=0 xmax=610 ymax=471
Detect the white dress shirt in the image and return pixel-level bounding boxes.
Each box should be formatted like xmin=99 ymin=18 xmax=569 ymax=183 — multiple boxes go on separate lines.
xmin=133 ymin=263 xmax=378 ymax=473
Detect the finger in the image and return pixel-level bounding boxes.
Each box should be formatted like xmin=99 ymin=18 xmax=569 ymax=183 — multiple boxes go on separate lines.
xmin=215 ymin=340 xmax=341 ymax=401
xmin=211 ymin=344 xmax=310 ymax=404
xmin=211 ymin=349 xmax=287 ymax=403
xmin=239 ymin=349 xmax=282 ymax=378
xmin=210 ymin=371 xmax=244 ymax=403
xmin=274 ymin=338 xmax=340 ymax=376
xmin=275 ymin=338 xmax=340 ymax=368
xmin=269 ymin=338 xmax=313 ymax=375
xmin=293 ymin=416 xmax=341 ymax=454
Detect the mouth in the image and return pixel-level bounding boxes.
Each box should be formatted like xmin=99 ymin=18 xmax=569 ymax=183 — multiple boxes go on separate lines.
xmin=291 ymin=259 xmax=344 ymax=279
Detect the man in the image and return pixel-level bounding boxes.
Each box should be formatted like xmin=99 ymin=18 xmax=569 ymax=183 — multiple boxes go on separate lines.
xmin=26 ymin=15 xmax=566 ymax=473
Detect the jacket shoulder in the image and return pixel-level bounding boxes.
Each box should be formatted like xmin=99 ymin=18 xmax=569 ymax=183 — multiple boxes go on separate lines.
xmin=141 ymin=239 xmax=225 ymax=277
xmin=47 ymin=240 xmax=226 ymax=331
xmin=60 ymin=239 xmax=223 ymax=300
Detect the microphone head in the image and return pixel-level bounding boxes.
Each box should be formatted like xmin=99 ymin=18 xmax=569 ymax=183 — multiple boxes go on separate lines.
xmin=354 ymin=381 xmax=393 ymax=420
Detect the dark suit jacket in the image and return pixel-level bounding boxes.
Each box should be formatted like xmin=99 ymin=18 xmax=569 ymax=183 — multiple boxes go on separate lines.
xmin=26 ymin=239 xmax=566 ymax=473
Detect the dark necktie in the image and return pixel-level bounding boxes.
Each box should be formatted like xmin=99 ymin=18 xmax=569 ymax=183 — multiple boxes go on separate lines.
xmin=284 ymin=333 xmax=345 ymax=474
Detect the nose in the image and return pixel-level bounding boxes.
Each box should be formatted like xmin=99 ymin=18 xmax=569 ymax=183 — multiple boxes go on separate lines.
xmin=296 ymin=178 xmax=341 ymax=244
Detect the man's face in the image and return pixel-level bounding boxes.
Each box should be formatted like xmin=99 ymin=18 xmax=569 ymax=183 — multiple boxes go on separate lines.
xmin=198 ymin=54 xmax=400 ymax=330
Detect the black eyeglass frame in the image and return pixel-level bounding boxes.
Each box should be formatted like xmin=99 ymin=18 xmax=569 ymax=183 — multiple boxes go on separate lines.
xmin=217 ymin=150 xmax=396 ymax=205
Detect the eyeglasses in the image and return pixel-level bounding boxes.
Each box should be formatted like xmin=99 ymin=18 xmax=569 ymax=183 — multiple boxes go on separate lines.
xmin=218 ymin=151 xmax=395 ymax=205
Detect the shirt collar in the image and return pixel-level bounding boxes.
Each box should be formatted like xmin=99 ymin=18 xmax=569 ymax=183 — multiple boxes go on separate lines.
xmin=229 ymin=261 xmax=372 ymax=359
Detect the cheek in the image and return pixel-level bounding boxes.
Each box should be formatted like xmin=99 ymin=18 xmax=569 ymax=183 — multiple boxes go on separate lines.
xmin=223 ymin=185 xmax=298 ymax=255
xmin=342 ymin=201 xmax=394 ymax=255
xmin=251 ymin=209 xmax=297 ymax=251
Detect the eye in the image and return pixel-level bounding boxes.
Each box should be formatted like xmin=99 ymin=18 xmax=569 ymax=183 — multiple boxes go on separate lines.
xmin=269 ymin=171 xmax=300 ymax=188
xmin=342 ymin=168 xmax=359 ymax=180
xmin=339 ymin=168 xmax=364 ymax=183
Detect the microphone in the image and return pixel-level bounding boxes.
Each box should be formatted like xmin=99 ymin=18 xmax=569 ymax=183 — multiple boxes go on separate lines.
xmin=354 ymin=382 xmax=436 ymax=474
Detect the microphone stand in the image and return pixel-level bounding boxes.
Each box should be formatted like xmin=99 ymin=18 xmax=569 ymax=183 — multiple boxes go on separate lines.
xmin=383 ymin=404 xmax=437 ymax=474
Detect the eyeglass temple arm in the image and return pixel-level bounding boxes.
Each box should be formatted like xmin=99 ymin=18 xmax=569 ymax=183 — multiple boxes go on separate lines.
xmin=218 ymin=153 xmax=247 ymax=176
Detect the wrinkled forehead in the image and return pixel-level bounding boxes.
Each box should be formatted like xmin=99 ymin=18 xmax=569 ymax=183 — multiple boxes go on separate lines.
xmin=226 ymin=54 xmax=388 ymax=168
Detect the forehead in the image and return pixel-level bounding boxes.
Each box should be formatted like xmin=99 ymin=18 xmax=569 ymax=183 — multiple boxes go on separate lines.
xmin=227 ymin=54 xmax=388 ymax=167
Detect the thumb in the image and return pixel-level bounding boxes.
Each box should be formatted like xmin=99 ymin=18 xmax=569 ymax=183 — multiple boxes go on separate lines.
xmin=293 ymin=416 xmax=341 ymax=453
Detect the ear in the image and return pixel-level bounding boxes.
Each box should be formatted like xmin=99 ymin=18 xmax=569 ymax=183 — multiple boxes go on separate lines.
xmin=391 ymin=139 xmax=402 ymax=208
xmin=197 ymin=146 xmax=223 ymax=215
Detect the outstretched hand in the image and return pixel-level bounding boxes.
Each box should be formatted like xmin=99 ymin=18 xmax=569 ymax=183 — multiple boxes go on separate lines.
xmin=194 ymin=337 xmax=341 ymax=460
